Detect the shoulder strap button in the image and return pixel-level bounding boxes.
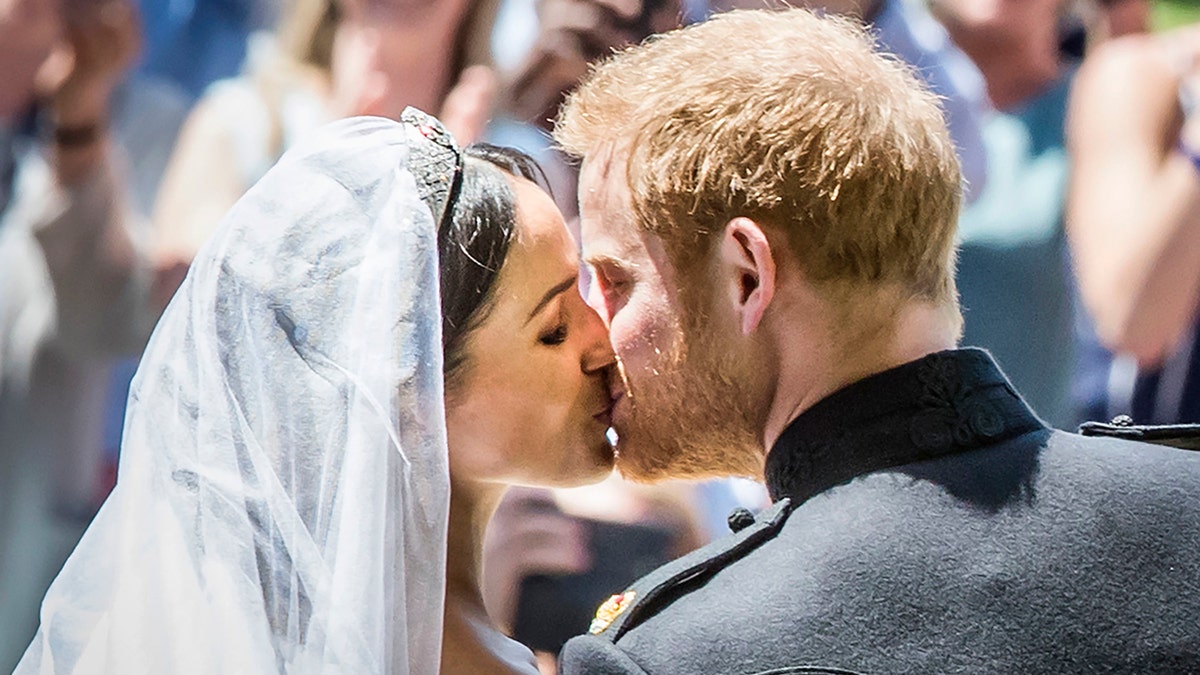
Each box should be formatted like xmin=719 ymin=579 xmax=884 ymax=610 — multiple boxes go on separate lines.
xmin=727 ymin=507 xmax=757 ymax=533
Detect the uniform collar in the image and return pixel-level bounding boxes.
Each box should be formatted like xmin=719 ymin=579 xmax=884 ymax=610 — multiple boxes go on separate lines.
xmin=764 ymin=348 xmax=1045 ymax=503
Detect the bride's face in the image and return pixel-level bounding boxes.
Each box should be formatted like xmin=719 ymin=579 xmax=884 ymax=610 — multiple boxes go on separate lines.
xmin=445 ymin=176 xmax=618 ymax=487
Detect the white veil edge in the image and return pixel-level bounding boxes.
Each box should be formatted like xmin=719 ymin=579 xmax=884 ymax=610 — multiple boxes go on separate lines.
xmin=16 ymin=116 xmax=452 ymax=675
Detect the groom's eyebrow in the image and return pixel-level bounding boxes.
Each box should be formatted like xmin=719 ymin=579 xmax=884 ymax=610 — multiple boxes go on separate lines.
xmin=584 ymin=253 xmax=632 ymax=271
xmin=526 ymin=275 xmax=578 ymax=324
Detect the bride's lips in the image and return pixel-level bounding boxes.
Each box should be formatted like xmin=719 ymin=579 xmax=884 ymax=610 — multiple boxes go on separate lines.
xmin=593 ymin=391 xmax=624 ymax=427
xmin=593 ymin=363 xmax=627 ymax=428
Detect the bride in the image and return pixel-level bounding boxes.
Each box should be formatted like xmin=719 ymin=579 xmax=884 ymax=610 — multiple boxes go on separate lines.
xmin=15 ymin=110 xmax=618 ymax=674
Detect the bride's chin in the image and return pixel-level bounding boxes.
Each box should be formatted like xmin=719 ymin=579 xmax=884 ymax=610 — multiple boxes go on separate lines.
xmin=595 ymin=437 xmax=617 ymax=470
xmin=560 ymin=437 xmax=617 ymax=487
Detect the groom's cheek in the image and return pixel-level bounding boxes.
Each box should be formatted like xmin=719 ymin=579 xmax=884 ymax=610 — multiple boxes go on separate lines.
xmin=612 ymin=295 xmax=668 ymax=375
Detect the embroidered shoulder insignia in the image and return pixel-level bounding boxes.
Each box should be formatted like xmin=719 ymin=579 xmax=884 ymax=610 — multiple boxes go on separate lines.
xmin=588 ymin=590 xmax=636 ymax=634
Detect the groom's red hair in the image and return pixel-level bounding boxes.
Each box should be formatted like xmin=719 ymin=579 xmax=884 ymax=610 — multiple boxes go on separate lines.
xmin=555 ymin=8 xmax=963 ymax=312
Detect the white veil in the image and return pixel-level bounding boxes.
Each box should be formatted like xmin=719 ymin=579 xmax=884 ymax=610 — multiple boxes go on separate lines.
xmin=16 ymin=114 xmax=455 ymax=674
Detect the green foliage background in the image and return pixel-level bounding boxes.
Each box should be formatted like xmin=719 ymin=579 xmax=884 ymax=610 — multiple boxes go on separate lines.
xmin=1155 ymin=0 xmax=1200 ymax=30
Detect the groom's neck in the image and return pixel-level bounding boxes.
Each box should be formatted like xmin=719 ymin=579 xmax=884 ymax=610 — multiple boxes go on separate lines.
xmin=761 ymin=295 xmax=960 ymax=452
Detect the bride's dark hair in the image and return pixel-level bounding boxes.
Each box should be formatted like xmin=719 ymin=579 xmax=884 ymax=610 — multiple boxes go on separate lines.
xmin=438 ymin=143 xmax=549 ymax=391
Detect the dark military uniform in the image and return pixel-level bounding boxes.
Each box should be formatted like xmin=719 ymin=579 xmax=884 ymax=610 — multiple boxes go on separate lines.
xmin=560 ymin=349 xmax=1200 ymax=674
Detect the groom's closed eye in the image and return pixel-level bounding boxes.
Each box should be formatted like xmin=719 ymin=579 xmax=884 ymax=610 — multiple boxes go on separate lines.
xmin=588 ymin=260 xmax=633 ymax=321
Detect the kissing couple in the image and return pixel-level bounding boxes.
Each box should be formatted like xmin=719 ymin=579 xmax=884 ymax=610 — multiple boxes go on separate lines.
xmin=19 ymin=8 xmax=1200 ymax=675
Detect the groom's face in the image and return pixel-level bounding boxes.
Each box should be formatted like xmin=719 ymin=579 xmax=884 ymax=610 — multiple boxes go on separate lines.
xmin=577 ymin=149 xmax=765 ymax=481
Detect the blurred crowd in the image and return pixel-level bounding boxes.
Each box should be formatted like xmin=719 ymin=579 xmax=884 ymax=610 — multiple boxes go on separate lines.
xmin=3 ymin=0 xmax=1200 ymax=671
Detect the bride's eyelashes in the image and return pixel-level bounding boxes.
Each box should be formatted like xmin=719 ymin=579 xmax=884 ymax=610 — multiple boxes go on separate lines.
xmin=538 ymin=306 xmax=569 ymax=346
xmin=538 ymin=322 xmax=569 ymax=346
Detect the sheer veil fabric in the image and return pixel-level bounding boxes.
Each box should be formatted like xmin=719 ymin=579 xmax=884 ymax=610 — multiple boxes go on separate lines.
xmin=17 ymin=116 xmax=453 ymax=674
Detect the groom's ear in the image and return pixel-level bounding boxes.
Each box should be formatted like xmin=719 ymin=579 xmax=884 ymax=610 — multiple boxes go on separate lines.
xmin=718 ymin=217 xmax=776 ymax=336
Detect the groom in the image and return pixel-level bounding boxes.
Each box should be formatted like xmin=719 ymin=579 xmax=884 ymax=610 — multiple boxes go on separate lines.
xmin=555 ymin=8 xmax=1200 ymax=674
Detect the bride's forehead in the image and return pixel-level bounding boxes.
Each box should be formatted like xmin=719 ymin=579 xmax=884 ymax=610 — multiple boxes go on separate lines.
xmin=495 ymin=202 xmax=576 ymax=297
xmin=510 ymin=179 xmax=571 ymax=246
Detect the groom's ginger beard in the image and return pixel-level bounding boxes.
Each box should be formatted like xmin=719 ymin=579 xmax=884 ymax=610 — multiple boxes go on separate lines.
xmin=611 ymin=296 xmax=767 ymax=482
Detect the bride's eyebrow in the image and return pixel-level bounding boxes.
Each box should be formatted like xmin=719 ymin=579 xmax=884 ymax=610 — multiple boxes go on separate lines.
xmin=525 ymin=274 xmax=578 ymax=324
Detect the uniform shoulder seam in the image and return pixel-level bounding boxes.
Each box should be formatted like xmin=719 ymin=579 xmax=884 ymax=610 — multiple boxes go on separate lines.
xmin=597 ymin=498 xmax=794 ymax=641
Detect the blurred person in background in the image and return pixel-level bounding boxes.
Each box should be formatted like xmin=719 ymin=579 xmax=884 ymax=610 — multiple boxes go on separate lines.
xmin=493 ymin=0 xmax=683 ymax=221
xmin=481 ymin=480 xmax=705 ymax=674
xmin=96 ymin=0 xmax=270 ymax=562
xmin=150 ymin=0 xmax=500 ymax=297
xmin=500 ymin=0 xmax=682 ymax=132
xmin=927 ymin=0 xmax=1083 ymax=429
xmin=1093 ymin=0 xmax=1152 ymax=36
xmin=137 ymin=0 xmax=279 ymax=100
xmin=1060 ymin=0 xmax=1151 ymax=58
xmin=1067 ymin=18 xmax=1200 ymax=423
xmin=0 ymin=0 xmax=185 ymax=669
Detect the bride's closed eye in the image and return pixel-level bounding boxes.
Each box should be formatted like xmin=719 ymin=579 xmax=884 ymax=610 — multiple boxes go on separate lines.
xmin=538 ymin=316 xmax=569 ymax=346
xmin=529 ymin=274 xmax=578 ymax=347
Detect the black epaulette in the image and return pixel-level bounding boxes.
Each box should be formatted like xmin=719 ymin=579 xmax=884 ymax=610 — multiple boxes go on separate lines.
xmin=585 ymin=498 xmax=794 ymax=643
xmin=1079 ymin=415 xmax=1200 ymax=450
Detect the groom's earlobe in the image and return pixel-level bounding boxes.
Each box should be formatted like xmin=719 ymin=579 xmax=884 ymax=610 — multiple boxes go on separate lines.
xmin=720 ymin=217 xmax=776 ymax=336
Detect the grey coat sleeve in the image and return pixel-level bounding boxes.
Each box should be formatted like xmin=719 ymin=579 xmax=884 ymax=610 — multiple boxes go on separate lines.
xmin=560 ymin=634 xmax=651 ymax=675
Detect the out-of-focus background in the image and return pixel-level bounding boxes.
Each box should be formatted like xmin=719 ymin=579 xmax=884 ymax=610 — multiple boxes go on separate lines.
xmin=3 ymin=0 xmax=1200 ymax=672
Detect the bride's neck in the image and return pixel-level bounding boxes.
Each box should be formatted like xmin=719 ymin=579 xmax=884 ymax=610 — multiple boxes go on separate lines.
xmin=445 ymin=478 xmax=504 ymax=609
xmin=443 ymin=480 xmax=538 ymax=674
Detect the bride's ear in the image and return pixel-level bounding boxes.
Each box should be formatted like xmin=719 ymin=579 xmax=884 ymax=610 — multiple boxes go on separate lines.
xmin=718 ymin=217 xmax=776 ymax=336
